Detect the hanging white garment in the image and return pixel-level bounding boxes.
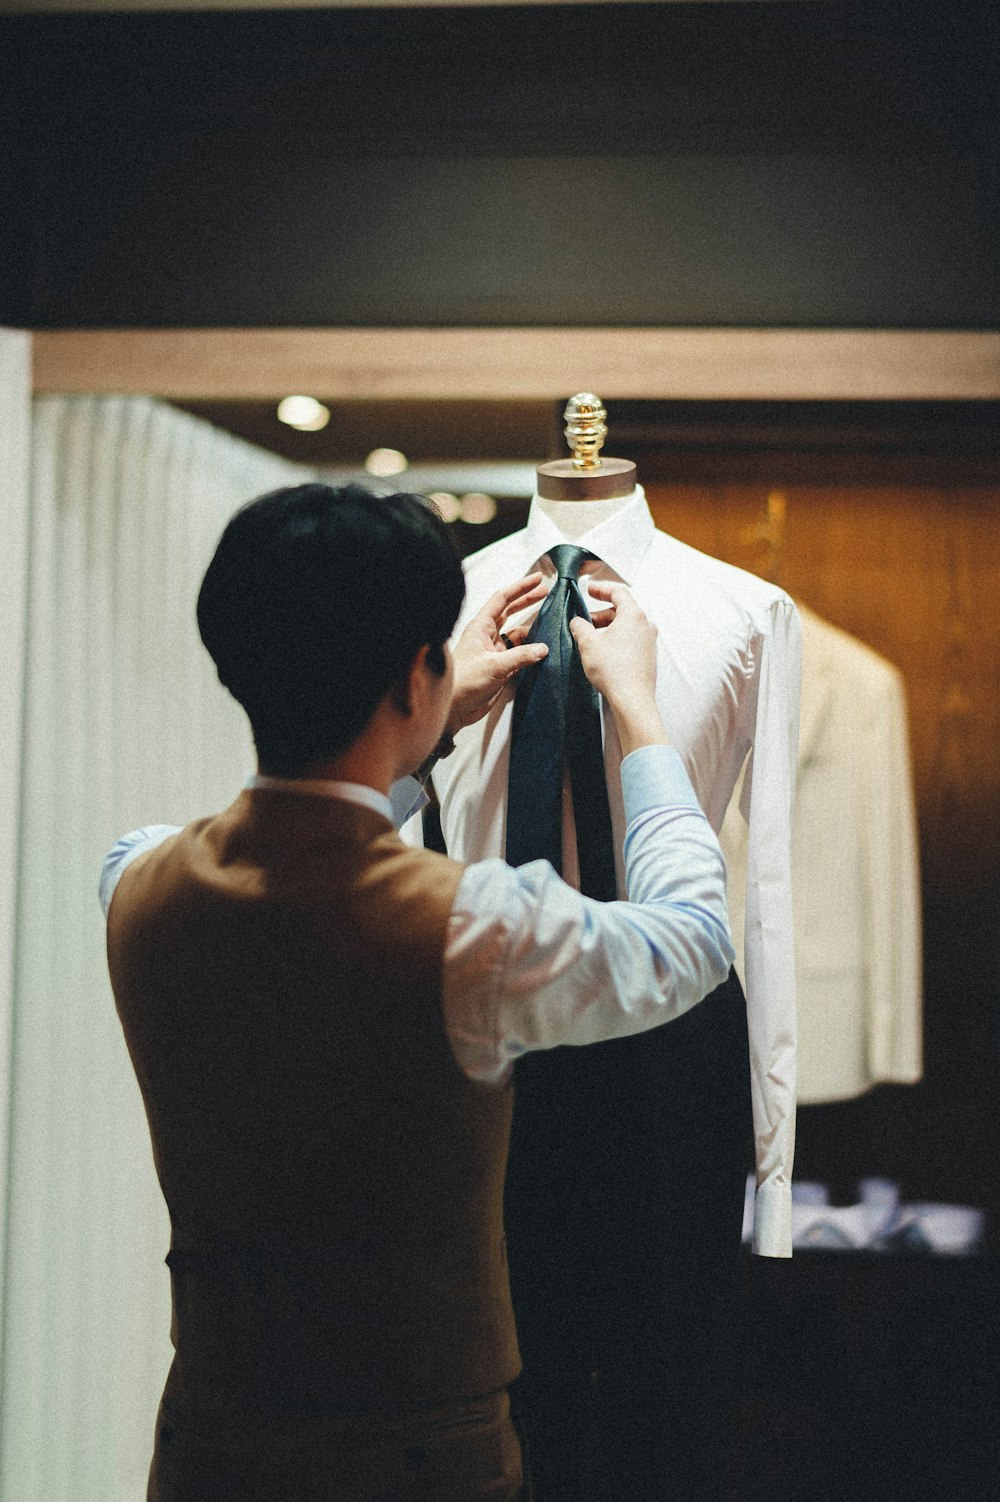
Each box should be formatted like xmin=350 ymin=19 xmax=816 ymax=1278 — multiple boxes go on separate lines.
xmin=722 ymin=602 xmax=923 ymax=1104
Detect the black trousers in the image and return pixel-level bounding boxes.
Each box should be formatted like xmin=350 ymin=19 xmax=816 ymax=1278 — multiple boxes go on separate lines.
xmin=504 ymin=970 xmax=752 ymax=1502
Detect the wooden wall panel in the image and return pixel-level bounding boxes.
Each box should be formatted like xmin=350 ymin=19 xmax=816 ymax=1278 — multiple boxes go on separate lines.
xmin=30 ymin=329 xmax=1000 ymax=401
xmin=645 ymin=481 xmax=1000 ymax=894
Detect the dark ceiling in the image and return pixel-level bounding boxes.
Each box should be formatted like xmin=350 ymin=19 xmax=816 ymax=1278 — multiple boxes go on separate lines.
xmin=3 ymin=3 xmax=998 ymax=329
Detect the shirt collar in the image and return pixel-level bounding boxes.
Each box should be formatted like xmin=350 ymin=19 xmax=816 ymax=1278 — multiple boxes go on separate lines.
xmin=247 ymin=774 xmax=393 ymax=822
xmin=521 ymin=485 xmax=656 ymax=585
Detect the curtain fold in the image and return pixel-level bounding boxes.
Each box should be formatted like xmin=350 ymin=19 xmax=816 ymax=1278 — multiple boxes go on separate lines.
xmin=0 ymin=327 xmax=32 ymax=1345
xmin=0 ymin=396 xmax=309 ymax=1502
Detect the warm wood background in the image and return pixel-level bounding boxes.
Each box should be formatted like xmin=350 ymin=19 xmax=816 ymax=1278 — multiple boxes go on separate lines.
xmin=642 ymin=471 xmax=1000 ymax=1217
xmin=644 ymin=480 xmax=1000 ymax=898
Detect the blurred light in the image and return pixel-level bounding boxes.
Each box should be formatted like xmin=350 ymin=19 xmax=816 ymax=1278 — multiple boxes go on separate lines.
xmin=276 ymin=395 xmax=330 ymax=432
xmin=428 ymin=491 xmax=462 ymax=524
xmin=460 ymin=492 xmax=497 ymax=525
xmin=365 ymin=447 xmax=408 ymax=477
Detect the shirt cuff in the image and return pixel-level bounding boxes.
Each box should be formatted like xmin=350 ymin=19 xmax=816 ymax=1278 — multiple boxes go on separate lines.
xmin=620 ymin=744 xmax=702 ymax=823
xmin=752 ymin=1177 xmax=793 ymax=1258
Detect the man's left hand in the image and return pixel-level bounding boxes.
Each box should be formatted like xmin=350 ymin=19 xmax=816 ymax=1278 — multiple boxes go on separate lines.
xmin=448 ymin=573 xmax=549 ymax=734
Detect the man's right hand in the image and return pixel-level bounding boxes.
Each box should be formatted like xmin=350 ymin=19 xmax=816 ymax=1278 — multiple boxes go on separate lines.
xmin=446 ymin=573 xmax=549 ymax=734
xmin=570 ymin=582 xmax=670 ymax=756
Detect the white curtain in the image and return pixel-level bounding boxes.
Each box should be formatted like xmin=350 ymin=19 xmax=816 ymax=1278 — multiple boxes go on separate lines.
xmin=0 ymin=330 xmax=32 ymax=1321
xmin=0 ymin=393 xmax=310 ymax=1502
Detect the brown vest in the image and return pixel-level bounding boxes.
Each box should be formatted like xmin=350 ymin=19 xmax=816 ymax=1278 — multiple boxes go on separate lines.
xmin=107 ymin=789 xmax=520 ymax=1416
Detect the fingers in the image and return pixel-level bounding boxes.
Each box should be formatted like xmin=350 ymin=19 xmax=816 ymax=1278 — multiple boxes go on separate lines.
xmin=500 ymin=642 xmax=548 ymax=675
xmin=482 ymin=573 xmax=548 ymax=627
xmin=585 ymin=580 xmax=633 ymax=610
xmin=499 ymin=584 xmax=549 ymax=627
xmin=569 ymin=616 xmax=595 ymax=644
xmin=585 ymin=582 xmax=651 ymax=636
xmin=497 ymin=571 xmax=544 ymax=606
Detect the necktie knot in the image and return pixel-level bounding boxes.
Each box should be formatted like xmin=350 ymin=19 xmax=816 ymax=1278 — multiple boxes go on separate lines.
xmin=547 ymin=544 xmax=593 ymax=582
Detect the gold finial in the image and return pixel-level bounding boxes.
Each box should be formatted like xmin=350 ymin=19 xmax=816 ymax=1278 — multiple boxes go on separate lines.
xmin=564 ymin=393 xmax=607 ymax=471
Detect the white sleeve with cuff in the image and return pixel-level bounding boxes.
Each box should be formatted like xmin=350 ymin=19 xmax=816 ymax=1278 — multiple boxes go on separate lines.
xmin=443 ymin=744 xmax=734 ymax=1087
xmin=740 ymin=598 xmax=801 ymax=1257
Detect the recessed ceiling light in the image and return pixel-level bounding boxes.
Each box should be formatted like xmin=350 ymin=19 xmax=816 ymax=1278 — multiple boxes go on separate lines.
xmin=364 ymin=447 xmax=409 ymax=477
xmin=460 ymin=492 xmax=497 ymax=525
xmin=276 ymin=395 xmax=330 ymax=432
xmin=428 ymin=491 xmax=462 ymax=524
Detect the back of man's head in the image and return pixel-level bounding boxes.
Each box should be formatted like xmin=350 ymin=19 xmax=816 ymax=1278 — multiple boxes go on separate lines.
xmin=197 ymin=482 xmax=465 ymax=774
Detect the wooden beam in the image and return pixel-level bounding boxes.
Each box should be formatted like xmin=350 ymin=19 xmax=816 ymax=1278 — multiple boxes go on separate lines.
xmin=31 ymin=327 xmax=1000 ymax=401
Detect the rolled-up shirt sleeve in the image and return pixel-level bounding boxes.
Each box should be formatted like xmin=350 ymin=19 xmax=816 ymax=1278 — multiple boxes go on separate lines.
xmin=443 ymin=744 xmax=734 ymax=1085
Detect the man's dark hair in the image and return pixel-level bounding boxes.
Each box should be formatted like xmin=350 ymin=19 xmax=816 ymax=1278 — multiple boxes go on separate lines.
xmin=197 ymin=482 xmax=465 ymax=775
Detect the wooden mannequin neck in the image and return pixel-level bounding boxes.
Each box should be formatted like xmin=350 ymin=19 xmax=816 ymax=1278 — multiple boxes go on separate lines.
xmin=535 ymin=455 xmax=637 ymax=503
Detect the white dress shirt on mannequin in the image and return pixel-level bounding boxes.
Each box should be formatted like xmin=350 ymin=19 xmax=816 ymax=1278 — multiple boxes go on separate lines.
xmin=406 ymin=485 xmax=801 ymax=1256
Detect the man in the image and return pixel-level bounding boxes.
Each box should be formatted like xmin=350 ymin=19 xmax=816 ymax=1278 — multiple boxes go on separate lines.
xmin=101 ymin=481 xmax=733 ymax=1502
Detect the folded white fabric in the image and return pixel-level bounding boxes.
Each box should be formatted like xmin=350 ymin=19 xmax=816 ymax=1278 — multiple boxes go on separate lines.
xmin=893 ymin=1203 xmax=984 ymax=1255
xmin=792 ymin=1203 xmax=870 ymax=1250
xmin=741 ymin=1178 xmax=985 ymax=1255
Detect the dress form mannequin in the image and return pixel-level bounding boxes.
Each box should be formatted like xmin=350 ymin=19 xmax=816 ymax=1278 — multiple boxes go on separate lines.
xmin=418 ymin=395 xmax=800 ymax=1502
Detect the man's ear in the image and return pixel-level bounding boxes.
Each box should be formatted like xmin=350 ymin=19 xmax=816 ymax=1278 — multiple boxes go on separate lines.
xmin=390 ymin=644 xmax=430 ymax=718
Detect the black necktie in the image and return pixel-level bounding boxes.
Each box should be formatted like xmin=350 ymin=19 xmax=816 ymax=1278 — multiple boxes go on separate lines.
xmin=506 ymin=544 xmax=617 ymax=902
